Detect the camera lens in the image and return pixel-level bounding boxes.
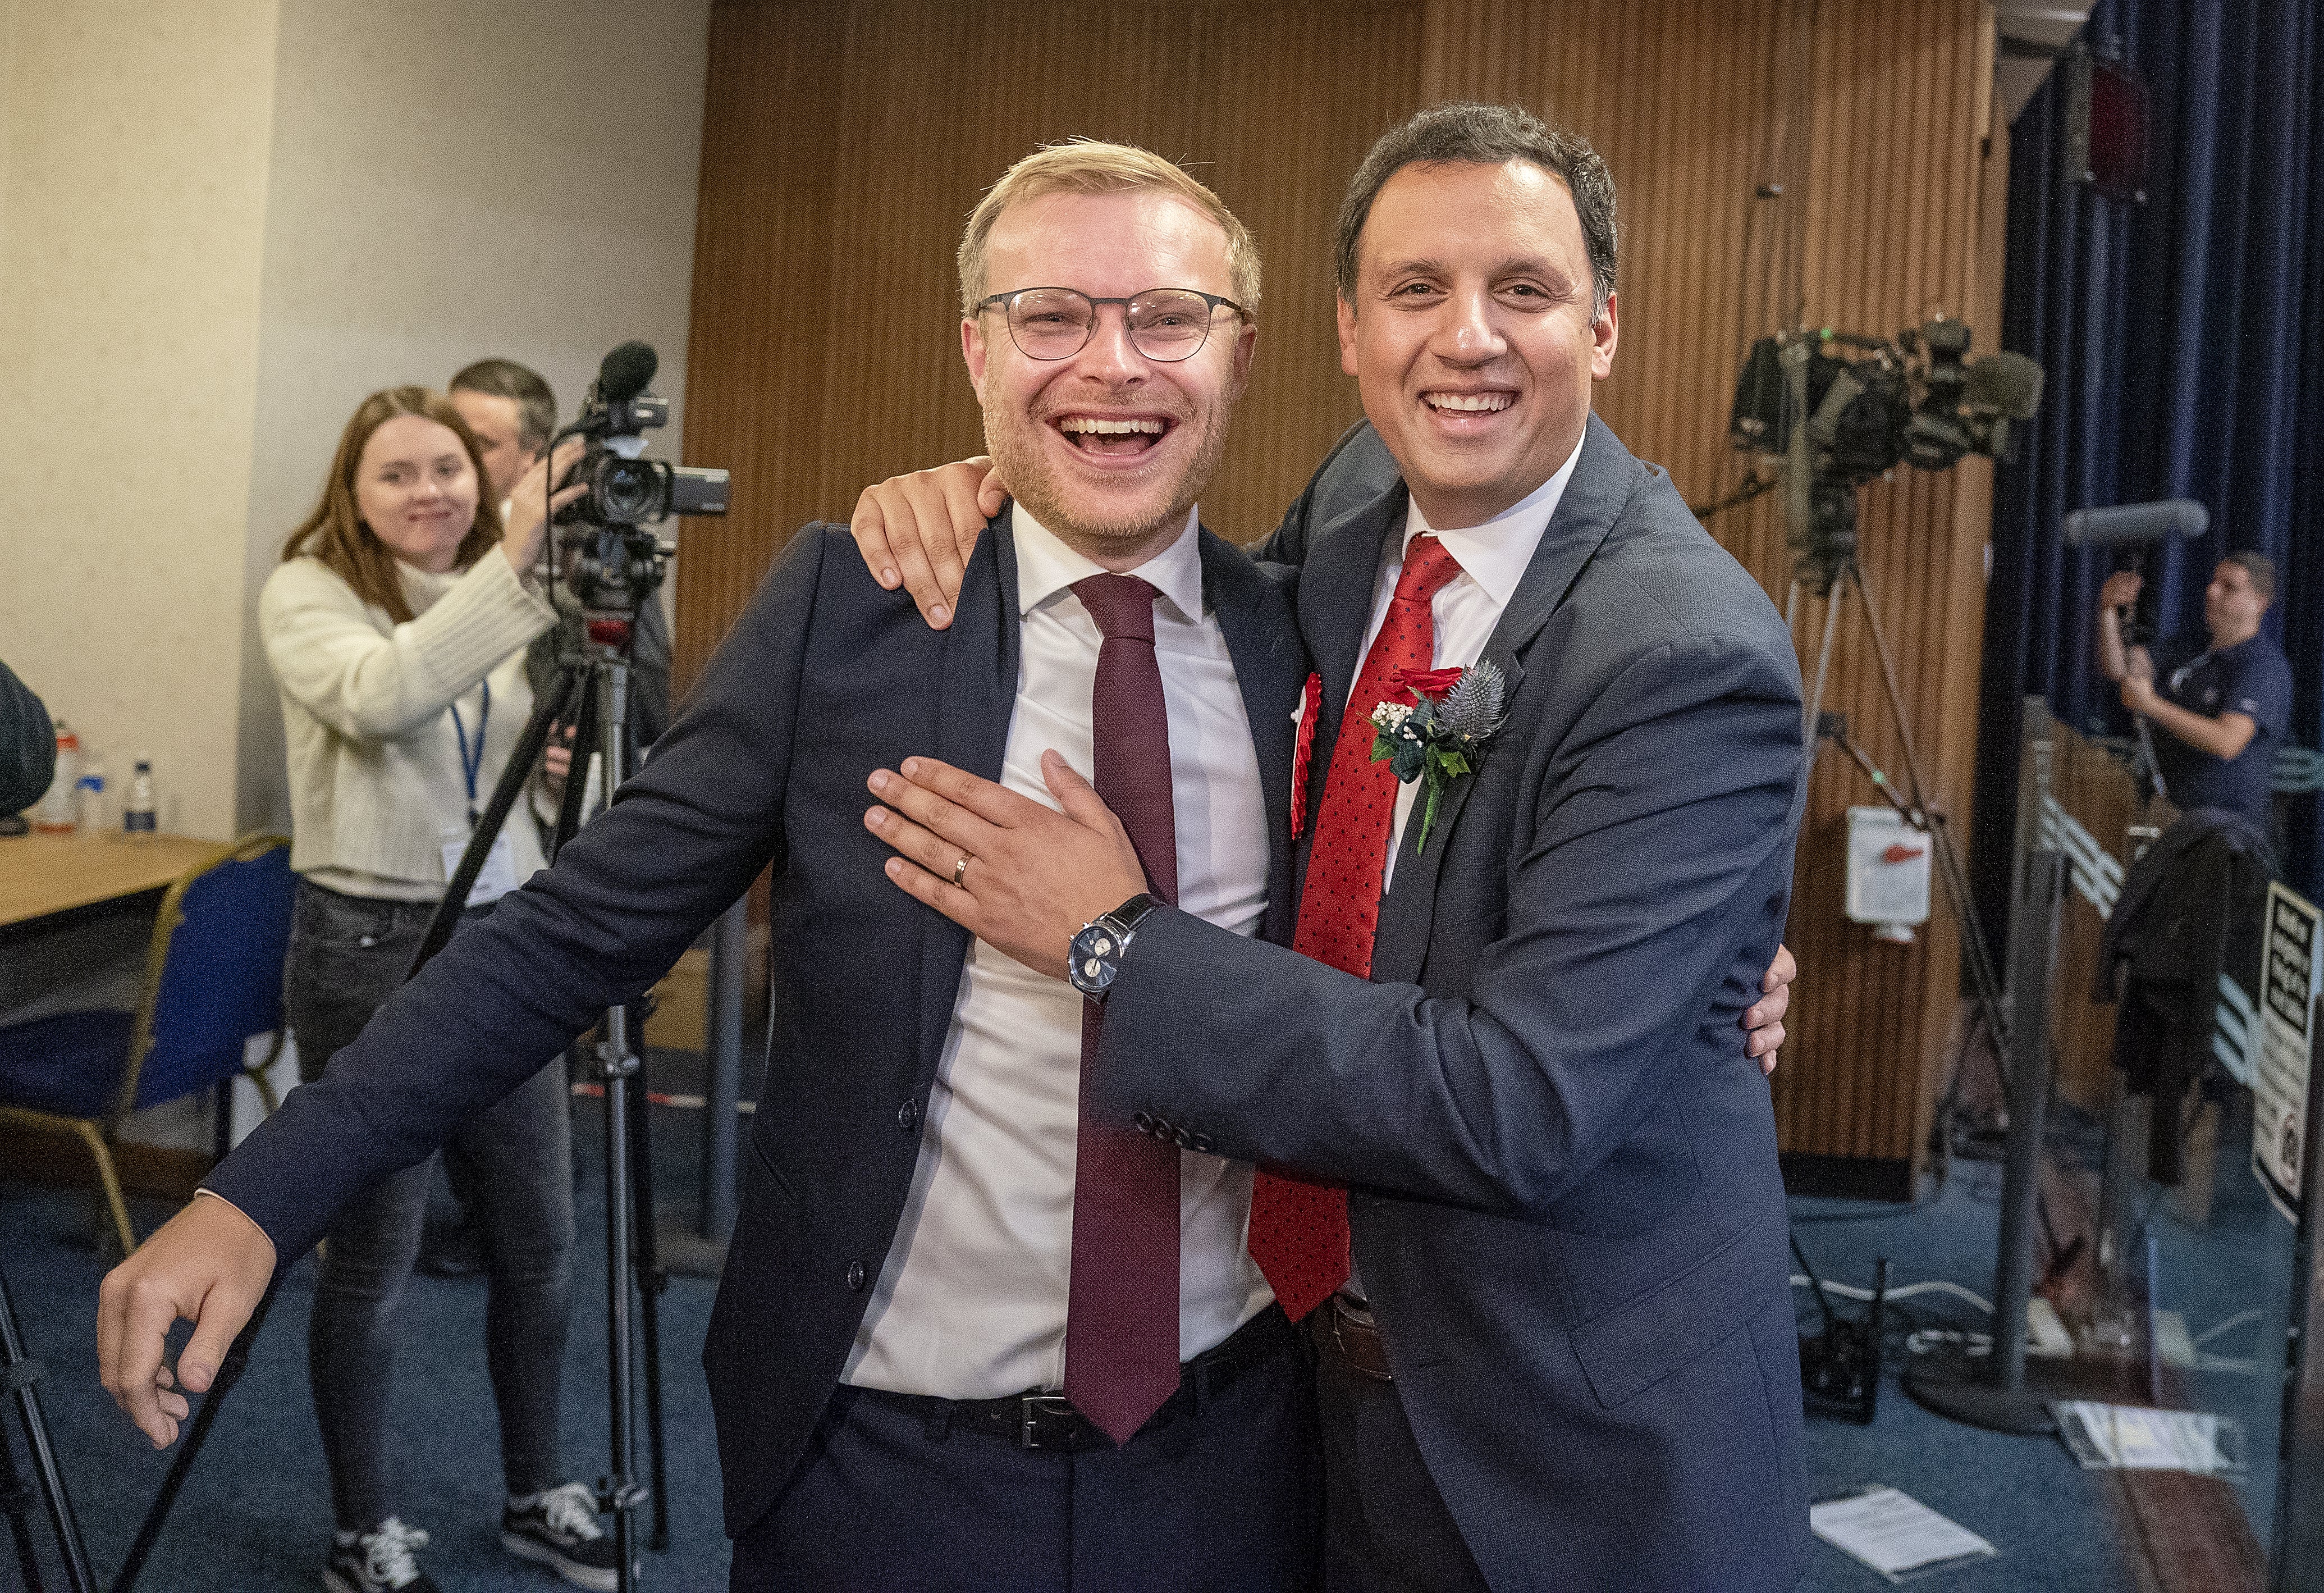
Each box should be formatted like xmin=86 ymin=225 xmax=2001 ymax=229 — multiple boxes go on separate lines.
xmin=595 ymin=458 xmax=666 ymax=524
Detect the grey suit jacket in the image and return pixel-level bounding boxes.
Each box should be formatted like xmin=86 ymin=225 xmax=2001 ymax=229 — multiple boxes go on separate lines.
xmin=1094 ymin=415 xmax=1813 ymax=1592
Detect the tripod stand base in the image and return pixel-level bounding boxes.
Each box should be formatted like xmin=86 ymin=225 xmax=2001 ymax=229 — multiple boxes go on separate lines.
xmin=1904 ymin=1353 xmax=2059 ymax=1435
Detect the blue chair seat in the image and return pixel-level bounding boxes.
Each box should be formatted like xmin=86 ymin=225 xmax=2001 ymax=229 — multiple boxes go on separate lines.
xmin=0 ymin=1008 xmax=136 ymax=1119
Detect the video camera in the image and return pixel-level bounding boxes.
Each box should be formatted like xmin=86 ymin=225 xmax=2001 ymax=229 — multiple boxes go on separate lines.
xmin=553 ymin=340 xmax=730 ymax=619
xmin=1727 ymin=318 xmax=2043 ymax=588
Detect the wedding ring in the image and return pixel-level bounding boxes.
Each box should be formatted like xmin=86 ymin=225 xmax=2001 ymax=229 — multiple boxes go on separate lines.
xmin=952 ymin=855 xmax=971 ymax=887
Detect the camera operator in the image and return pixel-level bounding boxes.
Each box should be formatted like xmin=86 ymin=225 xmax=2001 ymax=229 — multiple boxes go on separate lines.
xmin=259 ymin=386 xmax=619 ymax=1593
xmin=1 ymin=657 xmax=55 ymax=818
xmin=2097 ymin=554 xmax=2291 ymax=830
xmin=449 ymin=359 xmax=673 ymax=778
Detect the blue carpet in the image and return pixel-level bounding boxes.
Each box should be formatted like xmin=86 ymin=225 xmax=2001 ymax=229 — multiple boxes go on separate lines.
xmin=3 ymin=1106 xmax=2294 ymax=1589
xmin=2 ymin=1091 xmax=729 ymax=1591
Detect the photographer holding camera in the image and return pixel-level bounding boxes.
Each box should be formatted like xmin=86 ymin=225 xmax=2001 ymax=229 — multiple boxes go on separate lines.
xmin=257 ymin=386 xmax=619 ymax=1593
xmin=2097 ymin=553 xmax=2291 ymax=831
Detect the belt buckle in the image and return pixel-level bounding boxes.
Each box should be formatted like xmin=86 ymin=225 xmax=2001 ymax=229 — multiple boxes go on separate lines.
xmin=1019 ymin=1393 xmax=1079 ymax=1449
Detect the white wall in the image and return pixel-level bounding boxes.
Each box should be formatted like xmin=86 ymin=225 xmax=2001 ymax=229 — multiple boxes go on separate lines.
xmin=0 ymin=1 xmax=283 ymax=839
xmin=0 ymin=1 xmax=711 ymax=841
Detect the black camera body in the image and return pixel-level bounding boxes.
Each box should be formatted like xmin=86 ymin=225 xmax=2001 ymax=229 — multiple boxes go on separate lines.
xmin=555 ymin=341 xmax=730 ymax=620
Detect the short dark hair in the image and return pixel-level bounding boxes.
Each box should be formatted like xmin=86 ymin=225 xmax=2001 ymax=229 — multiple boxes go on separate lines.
xmin=449 ymin=358 xmax=556 ymax=455
xmin=2222 ymin=550 xmax=2276 ymax=605
xmin=1333 ymin=102 xmax=1618 ymax=320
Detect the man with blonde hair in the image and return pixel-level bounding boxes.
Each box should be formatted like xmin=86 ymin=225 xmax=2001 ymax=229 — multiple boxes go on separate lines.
xmin=99 ymin=139 xmax=1319 ymax=1591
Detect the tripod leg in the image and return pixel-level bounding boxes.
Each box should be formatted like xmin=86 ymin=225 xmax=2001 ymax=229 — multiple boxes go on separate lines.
xmin=621 ymin=1058 xmax=671 ymax=1551
xmin=110 ymin=1274 xmax=282 ymax=1593
xmin=0 ymin=1263 xmax=92 ymax=1593
xmin=1 ymin=1422 xmax=48 ymax=1592
xmin=1799 ymin=574 xmax=1846 ymax=775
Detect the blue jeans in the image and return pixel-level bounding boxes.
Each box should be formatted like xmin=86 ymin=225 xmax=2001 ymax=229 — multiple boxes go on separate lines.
xmin=284 ymin=879 xmax=574 ymax=1532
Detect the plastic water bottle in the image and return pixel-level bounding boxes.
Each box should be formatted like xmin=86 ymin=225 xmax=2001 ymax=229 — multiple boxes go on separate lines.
xmin=76 ymin=756 xmax=107 ymax=833
xmin=33 ymin=719 xmax=79 ymax=832
xmin=123 ymin=756 xmax=158 ymax=837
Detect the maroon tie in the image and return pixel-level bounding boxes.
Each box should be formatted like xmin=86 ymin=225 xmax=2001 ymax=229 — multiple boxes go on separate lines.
xmin=1064 ymin=573 xmax=1182 ymax=1444
xmin=1248 ymin=535 xmax=1465 ymax=1322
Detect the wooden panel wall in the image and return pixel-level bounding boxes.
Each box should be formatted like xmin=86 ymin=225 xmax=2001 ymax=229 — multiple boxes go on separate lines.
xmin=680 ymin=0 xmax=2006 ymax=1179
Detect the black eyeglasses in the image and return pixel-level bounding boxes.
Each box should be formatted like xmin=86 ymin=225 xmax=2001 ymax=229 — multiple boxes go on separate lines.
xmin=974 ymin=286 xmax=1246 ymax=363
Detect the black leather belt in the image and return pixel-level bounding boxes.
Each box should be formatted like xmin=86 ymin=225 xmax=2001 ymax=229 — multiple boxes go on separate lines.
xmin=868 ymin=1303 xmax=1292 ymax=1453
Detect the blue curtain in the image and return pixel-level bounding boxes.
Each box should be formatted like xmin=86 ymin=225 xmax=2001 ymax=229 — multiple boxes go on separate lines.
xmin=1970 ymin=0 xmax=2323 ymax=950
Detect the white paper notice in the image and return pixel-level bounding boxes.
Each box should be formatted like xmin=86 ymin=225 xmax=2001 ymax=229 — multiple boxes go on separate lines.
xmin=2051 ymin=1401 xmax=2234 ymax=1474
xmin=1810 ymin=1486 xmax=1998 ymax=1582
xmin=2254 ymin=881 xmax=2320 ymax=1224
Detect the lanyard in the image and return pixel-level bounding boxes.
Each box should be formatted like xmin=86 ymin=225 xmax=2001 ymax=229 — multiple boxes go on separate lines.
xmin=448 ymin=681 xmax=491 ymax=826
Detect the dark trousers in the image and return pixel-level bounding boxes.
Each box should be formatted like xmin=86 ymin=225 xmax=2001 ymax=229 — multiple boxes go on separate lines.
xmin=731 ymin=1308 xmax=1322 ymax=1592
xmin=285 ymin=879 xmax=575 ymax=1532
xmin=1312 ymin=1313 xmax=1488 ymax=1593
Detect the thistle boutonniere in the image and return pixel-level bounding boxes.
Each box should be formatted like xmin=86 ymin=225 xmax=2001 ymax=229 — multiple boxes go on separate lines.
xmin=1370 ymin=659 xmax=1507 ymax=854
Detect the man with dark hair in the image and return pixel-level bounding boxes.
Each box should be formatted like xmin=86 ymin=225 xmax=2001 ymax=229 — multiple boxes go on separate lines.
xmin=2098 ymin=550 xmax=2292 ymax=829
xmin=450 ymin=358 xmax=674 ymax=774
xmin=856 ymin=101 xmax=1811 ymax=1591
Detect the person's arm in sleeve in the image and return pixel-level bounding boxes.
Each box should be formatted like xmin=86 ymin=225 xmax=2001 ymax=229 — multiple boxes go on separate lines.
xmin=261 ymin=555 xmax=557 ymax=742
xmin=1095 ymin=626 xmax=1803 ymax=1216
xmin=99 ymin=528 xmax=832 ymax=1445
xmin=0 ymin=658 xmax=54 ymax=815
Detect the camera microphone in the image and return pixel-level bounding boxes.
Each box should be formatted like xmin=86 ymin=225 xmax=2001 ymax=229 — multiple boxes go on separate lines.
xmin=596 ymin=341 xmax=659 ymax=405
xmin=2061 ymin=498 xmax=2210 ymax=546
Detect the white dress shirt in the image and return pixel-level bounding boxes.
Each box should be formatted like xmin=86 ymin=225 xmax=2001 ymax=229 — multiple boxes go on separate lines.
xmin=843 ymin=504 xmax=1277 ymax=1399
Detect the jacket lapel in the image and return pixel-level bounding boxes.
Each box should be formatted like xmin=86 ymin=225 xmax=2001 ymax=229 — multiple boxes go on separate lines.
xmin=1201 ymin=528 xmax=1309 ymax=938
xmin=1367 ymin=417 xmax=1636 ymax=984
xmin=918 ymin=511 xmax=1019 ymax=1064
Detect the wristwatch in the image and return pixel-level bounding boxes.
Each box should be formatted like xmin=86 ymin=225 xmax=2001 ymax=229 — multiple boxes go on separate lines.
xmin=1068 ymin=893 xmax=1160 ymax=999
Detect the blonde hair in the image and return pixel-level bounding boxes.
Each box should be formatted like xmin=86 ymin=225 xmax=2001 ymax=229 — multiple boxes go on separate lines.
xmin=957 ymin=139 xmax=1261 ymax=316
xmin=280 ymin=386 xmax=498 ymax=624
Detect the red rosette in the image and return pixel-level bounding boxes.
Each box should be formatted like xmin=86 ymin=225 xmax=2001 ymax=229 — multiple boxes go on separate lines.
xmin=1389 ymin=664 xmax=1464 ymax=699
xmin=1290 ymin=671 xmax=1323 ymax=838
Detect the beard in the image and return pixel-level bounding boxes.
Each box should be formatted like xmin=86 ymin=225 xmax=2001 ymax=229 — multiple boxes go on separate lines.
xmin=984 ymin=381 xmax=1238 ymax=554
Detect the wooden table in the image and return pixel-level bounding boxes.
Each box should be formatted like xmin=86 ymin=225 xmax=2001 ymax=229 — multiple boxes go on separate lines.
xmin=0 ymin=830 xmax=223 ymax=930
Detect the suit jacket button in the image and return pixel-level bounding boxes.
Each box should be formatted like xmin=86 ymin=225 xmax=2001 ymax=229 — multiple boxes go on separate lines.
xmin=897 ymin=1099 xmax=919 ymax=1132
xmin=846 ymin=1261 xmax=868 ymax=1291
xmin=1190 ymin=1133 xmax=1215 ymax=1154
xmin=1173 ymin=1126 xmax=1193 ymax=1149
xmin=1133 ymin=1111 xmax=1156 ymax=1133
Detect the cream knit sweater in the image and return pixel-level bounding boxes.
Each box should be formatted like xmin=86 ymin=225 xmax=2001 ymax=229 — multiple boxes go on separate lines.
xmin=260 ymin=550 xmax=558 ymax=899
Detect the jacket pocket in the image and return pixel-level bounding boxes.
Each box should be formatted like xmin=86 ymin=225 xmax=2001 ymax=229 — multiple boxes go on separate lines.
xmin=1568 ymin=1213 xmax=1780 ymax=1409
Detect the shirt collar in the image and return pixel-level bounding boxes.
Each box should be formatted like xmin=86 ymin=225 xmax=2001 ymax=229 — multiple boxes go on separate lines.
xmin=1398 ymin=430 xmax=1586 ymax=608
xmin=1010 ymin=502 xmax=1206 ymax=623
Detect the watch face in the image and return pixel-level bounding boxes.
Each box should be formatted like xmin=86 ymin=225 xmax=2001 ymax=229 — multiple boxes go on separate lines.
xmin=1070 ymin=924 xmax=1119 ymax=995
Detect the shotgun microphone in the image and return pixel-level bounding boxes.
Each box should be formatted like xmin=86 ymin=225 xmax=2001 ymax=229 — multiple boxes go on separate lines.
xmin=2061 ymin=498 xmax=2210 ymax=546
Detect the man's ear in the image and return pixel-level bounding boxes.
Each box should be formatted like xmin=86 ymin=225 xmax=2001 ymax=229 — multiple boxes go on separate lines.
xmin=962 ymin=316 xmax=990 ymax=403
xmin=1228 ymin=317 xmax=1258 ymax=399
xmin=1590 ymin=290 xmax=1618 ymax=381
xmin=1337 ymin=294 xmax=1358 ymax=378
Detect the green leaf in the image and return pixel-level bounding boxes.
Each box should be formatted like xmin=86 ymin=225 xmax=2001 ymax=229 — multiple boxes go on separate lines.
xmin=1416 ymin=773 xmax=1443 ymax=853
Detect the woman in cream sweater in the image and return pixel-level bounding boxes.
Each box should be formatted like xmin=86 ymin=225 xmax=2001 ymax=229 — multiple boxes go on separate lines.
xmin=260 ymin=386 xmax=619 ymax=1593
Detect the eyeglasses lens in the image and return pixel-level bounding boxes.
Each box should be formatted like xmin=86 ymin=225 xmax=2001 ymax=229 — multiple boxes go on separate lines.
xmin=1007 ymin=290 xmax=1218 ymax=362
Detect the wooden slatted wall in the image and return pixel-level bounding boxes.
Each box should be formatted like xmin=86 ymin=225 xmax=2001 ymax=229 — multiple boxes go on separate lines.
xmin=679 ymin=0 xmax=2006 ymax=1185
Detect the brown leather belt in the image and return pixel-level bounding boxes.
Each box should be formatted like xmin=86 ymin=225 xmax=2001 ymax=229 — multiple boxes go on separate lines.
xmin=1326 ymin=1293 xmax=1395 ymax=1382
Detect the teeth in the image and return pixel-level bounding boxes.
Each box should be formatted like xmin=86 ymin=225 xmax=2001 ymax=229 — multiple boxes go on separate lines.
xmin=1059 ymin=417 xmax=1165 ymax=434
xmin=1425 ymin=392 xmax=1513 ymax=413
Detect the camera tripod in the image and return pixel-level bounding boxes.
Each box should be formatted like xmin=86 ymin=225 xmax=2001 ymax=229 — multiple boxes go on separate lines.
xmin=409 ymin=595 xmax=676 ymax=1591
xmin=1785 ymin=546 xmax=2011 ymax=1074
xmin=113 ymin=590 xmax=676 ymax=1593
xmin=1 ymin=1257 xmax=95 ymax=1593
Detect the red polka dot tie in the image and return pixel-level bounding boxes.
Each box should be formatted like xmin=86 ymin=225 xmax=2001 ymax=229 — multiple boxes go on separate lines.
xmin=1248 ymin=535 xmax=1465 ymax=1322
xmin=1065 ymin=573 xmax=1182 ymax=1444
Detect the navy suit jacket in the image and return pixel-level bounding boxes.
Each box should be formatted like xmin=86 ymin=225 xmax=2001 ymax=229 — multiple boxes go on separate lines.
xmin=1092 ymin=415 xmax=1814 ymax=1592
xmin=206 ymin=516 xmax=1310 ymax=1538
